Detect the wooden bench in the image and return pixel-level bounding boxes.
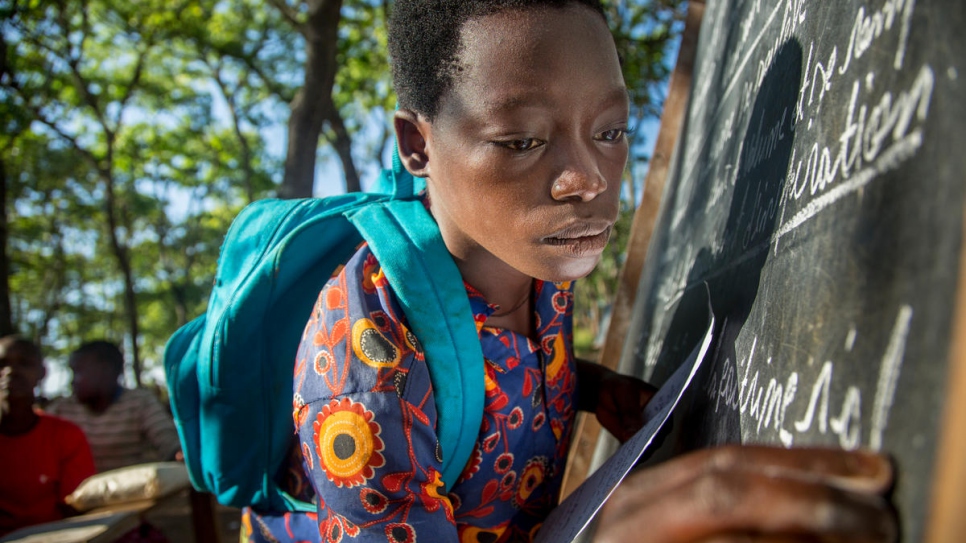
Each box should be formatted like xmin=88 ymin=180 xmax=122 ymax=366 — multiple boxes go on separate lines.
xmin=0 ymin=488 xmax=222 ymax=543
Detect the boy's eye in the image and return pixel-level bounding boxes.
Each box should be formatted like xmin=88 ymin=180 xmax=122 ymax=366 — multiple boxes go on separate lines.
xmin=499 ymin=138 xmax=543 ymax=151
xmin=596 ymin=128 xmax=627 ymax=142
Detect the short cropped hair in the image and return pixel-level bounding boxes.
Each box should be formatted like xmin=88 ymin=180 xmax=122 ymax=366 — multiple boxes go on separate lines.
xmin=73 ymin=340 xmax=125 ymax=376
xmin=388 ymin=0 xmax=606 ymax=119
xmin=0 ymin=335 xmax=42 ymax=360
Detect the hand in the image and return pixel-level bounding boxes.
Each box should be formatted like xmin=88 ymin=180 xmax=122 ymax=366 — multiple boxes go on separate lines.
xmin=595 ymin=370 xmax=656 ymax=443
xmin=593 ymin=445 xmax=897 ymax=543
xmin=576 ymin=360 xmax=657 ymax=443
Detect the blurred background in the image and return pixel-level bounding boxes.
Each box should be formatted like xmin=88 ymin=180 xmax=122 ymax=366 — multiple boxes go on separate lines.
xmin=0 ymin=0 xmax=684 ymax=400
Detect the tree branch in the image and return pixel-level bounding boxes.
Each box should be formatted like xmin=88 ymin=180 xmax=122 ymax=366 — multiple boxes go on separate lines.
xmin=234 ymin=48 xmax=296 ymax=103
xmin=208 ymin=58 xmax=257 ymax=202
xmin=266 ymin=0 xmax=306 ymax=34
xmin=325 ymin=105 xmax=360 ymax=193
xmin=53 ymin=1 xmax=111 ymax=138
xmin=114 ymin=46 xmax=148 ymax=130
xmin=10 ymin=80 xmax=104 ymax=174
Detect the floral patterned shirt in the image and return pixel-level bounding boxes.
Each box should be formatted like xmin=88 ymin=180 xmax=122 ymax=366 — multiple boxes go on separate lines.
xmin=276 ymin=241 xmax=579 ymax=543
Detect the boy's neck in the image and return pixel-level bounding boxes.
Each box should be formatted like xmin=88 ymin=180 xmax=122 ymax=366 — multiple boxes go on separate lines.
xmin=475 ymin=274 xmax=535 ymax=337
xmin=433 ymin=212 xmax=537 ymax=335
xmin=474 ymin=278 xmax=535 ymax=336
xmin=0 ymin=398 xmax=40 ymax=436
xmin=448 ymin=247 xmax=533 ymax=306
xmin=485 ymin=295 xmax=534 ymax=337
xmin=83 ymin=384 xmax=123 ymax=414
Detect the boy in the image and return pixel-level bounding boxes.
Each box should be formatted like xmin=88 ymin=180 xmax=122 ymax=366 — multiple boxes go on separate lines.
xmin=0 ymin=335 xmax=96 ymax=536
xmin=248 ymin=0 xmax=898 ymax=541
xmin=47 ymin=340 xmax=182 ymax=473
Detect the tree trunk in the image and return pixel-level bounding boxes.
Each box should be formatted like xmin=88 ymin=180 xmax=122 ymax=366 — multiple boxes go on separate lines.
xmin=329 ymin=111 xmax=361 ymax=193
xmin=278 ymin=0 xmax=350 ymax=199
xmin=103 ymin=168 xmax=142 ymax=387
xmin=0 ymin=34 xmax=14 ymax=337
xmin=0 ymin=157 xmax=13 ymax=337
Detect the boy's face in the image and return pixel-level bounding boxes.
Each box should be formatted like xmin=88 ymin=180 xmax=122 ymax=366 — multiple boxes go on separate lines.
xmin=0 ymin=340 xmax=45 ymax=401
xmin=418 ymin=5 xmax=628 ymax=283
xmin=69 ymin=352 xmax=119 ymax=403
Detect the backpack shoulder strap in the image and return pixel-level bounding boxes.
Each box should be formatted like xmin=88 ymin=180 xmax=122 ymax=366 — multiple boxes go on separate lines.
xmin=346 ymin=199 xmax=484 ymax=491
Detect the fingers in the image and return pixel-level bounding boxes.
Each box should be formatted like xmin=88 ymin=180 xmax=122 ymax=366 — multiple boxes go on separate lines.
xmin=695 ymin=535 xmax=820 ymax=543
xmin=602 ymin=474 xmax=878 ymax=541
xmin=595 ymin=446 xmax=897 ymax=543
xmin=623 ymin=380 xmax=657 ymax=435
xmin=599 ymin=478 xmax=895 ymax=543
xmin=595 ymin=409 xmax=629 ymax=442
xmin=639 ymin=380 xmax=658 ymax=406
xmin=597 ymin=375 xmax=657 ymax=442
xmin=599 ymin=401 xmax=642 ymax=443
xmin=609 ymin=445 xmax=893 ymax=503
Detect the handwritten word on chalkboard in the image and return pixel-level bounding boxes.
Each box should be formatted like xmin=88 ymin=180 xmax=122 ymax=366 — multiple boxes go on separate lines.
xmin=615 ymin=0 xmax=964 ymax=541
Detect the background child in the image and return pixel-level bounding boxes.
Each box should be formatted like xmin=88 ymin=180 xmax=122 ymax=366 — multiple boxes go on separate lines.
xmin=46 ymin=340 xmax=182 ymax=473
xmin=246 ymin=0 xmax=898 ymax=541
xmin=0 ymin=335 xmax=95 ymax=537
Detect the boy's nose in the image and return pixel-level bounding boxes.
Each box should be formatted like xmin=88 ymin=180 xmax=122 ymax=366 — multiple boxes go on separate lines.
xmin=550 ymin=144 xmax=607 ymax=202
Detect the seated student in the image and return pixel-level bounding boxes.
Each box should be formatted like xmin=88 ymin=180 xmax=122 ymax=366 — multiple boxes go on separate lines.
xmin=244 ymin=0 xmax=899 ymax=541
xmin=0 ymin=335 xmax=96 ymax=537
xmin=46 ymin=340 xmax=181 ymax=473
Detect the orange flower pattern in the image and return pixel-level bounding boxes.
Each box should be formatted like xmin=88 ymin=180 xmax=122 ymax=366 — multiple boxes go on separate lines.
xmin=313 ymin=398 xmax=386 ymax=488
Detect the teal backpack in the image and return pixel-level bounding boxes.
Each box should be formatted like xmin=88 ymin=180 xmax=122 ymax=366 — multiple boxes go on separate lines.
xmin=163 ymin=161 xmax=484 ymax=512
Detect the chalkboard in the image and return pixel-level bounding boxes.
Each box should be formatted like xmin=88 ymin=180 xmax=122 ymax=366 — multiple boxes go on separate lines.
xmin=613 ymin=1 xmax=966 ymax=541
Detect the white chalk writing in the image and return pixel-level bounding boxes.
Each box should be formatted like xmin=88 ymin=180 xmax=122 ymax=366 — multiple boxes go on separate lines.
xmin=870 ymin=305 xmax=913 ymax=451
xmin=775 ymin=64 xmax=934 ymax=249
xmin=703 ymin=305 xmax=913 ymax=449
xmin=838 ymin=0 xmax=917 ymax=73
xmin=671 ymin=0 xmax=929 ymax=249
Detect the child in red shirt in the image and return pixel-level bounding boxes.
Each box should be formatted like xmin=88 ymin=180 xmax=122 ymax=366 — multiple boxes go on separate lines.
xmin=0 ymin=335 xmax=95 ymax=536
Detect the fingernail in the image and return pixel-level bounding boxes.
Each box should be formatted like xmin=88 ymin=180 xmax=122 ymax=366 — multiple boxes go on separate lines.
xmin=832 ymin=451 xmax=894 ymax=493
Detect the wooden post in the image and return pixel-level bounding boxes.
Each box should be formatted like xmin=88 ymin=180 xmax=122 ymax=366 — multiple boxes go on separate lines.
xmin=924 ymin=202 xmax=966 ymax=543
xmin=189 ymin=490 xmax=223 ymax=543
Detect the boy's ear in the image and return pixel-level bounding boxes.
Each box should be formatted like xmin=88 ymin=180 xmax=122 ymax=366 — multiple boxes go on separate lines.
xmin=394 ymin=109 xmax=431 ymax=178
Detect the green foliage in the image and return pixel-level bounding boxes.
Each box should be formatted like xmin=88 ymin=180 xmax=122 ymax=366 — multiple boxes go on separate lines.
xmin=335 ymin=2 xmax=394 ymax=122
xmin=2 ymin=0 xmax=262 ymax=382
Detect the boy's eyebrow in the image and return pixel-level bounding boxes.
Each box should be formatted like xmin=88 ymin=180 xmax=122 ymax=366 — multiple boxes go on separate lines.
xmin=485 ymin=85 xmax=630 ymax=114
xmin=484 ymin=93 xmax=544 ymax=113
xmin=610 ymin=86 xmax=633 ymax=107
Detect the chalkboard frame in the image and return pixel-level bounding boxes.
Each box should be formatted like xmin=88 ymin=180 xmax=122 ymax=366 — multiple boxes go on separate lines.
xmin=923 ymin=214 xmax=966 ymax=542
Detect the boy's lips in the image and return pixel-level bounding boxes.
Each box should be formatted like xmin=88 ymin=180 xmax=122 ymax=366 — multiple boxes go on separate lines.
xmin=542 ymin=222 xmax=613 ymax=255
